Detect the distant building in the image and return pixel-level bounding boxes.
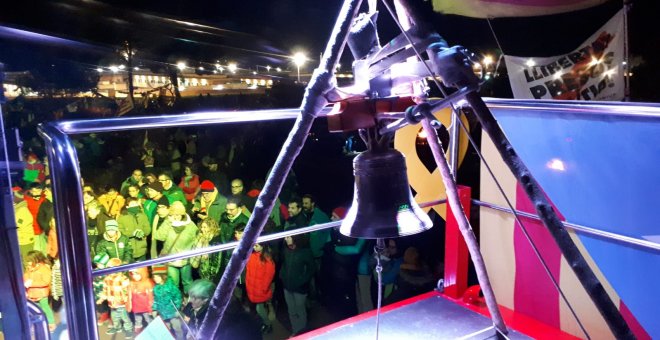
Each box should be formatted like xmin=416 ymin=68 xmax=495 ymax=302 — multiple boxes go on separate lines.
xmin=96 ymin=70 xmax=278 ymax=98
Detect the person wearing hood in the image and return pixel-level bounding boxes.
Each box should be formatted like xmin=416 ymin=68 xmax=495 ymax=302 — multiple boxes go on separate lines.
xmin=128 ymin=267 xmax=155 ymax=334
xmin=118 ymin=198 xmax=151 ymax=262
xmin=95 ymin=219 xmax=133 ymax=265
xmin=153 ymin=200 xmax=198 ymax=294
xmin=192 ymin=180 xmax=227 ymax=223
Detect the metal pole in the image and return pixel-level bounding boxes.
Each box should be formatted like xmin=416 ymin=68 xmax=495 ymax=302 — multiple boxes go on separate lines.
xmin=0 ymin=63 xmax=32 ymax=340
xmin=38 ymin=124 xmax=97 ymax=340
xmin=464 ymin=91 xmax=634 ymax=339
xmin=420 ymin=117 xmax=508 ymax=335
xmin=197 ymin=0 xmax=363 ymax=337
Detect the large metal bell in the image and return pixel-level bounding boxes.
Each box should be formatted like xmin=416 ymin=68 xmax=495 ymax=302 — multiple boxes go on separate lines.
xmin=340 ymin=148 xmax=433 ymax=239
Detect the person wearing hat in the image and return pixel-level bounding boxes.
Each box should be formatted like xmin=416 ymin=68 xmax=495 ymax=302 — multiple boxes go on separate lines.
xmin=95 ymin=219 xmax=133 ymax=265
xmin=192 ymin=180 xmax=227 ymax=223
xmin=153 ymin=201 xmax=199 ymax=293
xmin=151 ymin=264 xmax=184 ymax=339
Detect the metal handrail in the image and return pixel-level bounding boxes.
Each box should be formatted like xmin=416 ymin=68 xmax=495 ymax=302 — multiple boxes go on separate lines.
xmin=95 ymin=197 xmax=449 ymax=277
xmin=474 ymin=199 xmax=660 ymax=253
xmin=36 ymin=106 xmax=336 ymax=339
xmin=26 ymin=300 xmax=50 ymax=340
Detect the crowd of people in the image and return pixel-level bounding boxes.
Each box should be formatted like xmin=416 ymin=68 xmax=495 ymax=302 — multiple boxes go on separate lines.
xmin=9 ymin=125 xmax=439 ymax=339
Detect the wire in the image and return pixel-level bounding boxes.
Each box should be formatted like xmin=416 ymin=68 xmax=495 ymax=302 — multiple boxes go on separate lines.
xmin=374 ymin=238 xmax=385 ymax=340
xmin=379 ymin=1 xmax=591 ymax=338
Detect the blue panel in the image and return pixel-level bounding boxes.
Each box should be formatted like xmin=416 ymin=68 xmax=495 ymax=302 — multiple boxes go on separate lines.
xmin=489 ymin=102 xmax=660 ymax=337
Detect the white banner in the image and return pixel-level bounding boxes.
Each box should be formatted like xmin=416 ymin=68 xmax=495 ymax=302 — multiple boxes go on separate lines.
xmin=504 ymin=9 xmax=624 ymax=101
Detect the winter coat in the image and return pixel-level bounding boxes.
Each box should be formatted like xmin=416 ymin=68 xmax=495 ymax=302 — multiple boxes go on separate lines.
xmin=98 ymin=193 xmax=125 ymax=219
xmin=193 ymin=189 xmax=227 ymax=223
xmin=118 ymin=210 xmax=151 ymax=259
xmin=86 ymin=210 xmax=110 ymax=254
xmin=14 ymin=200 xmax=35 ymax=246
xmin=153 ymin=279 xmax=182 ymax=320
xmin=191 ymin=235 xmax=224 ymax=283
xmin=129 ymin=267 xmax=154 ymax=313
xmin=246 ymin=252 xmax=275 ymax=303
xmin=280 ymin=246 xmax=315 ymax=294
xmin=101 ymin=272 xmax=131 ymax=310
xmin=284 ymin=213 xmax=307 ymax=231
xmin=219 ymin=212 xmax=249 ymax=244
xmin=95 ymin=232 xmax=133 ymax=264
xmin=182 ymin=302 xmax=209 ymax=336
xmin=162 ymin=185 xmax=187 ymax=207
xmin=179 ymin=174 xmax=201 ymax=202
xmin=307 ymin=208 xmax=331 ymax=259
xmin=153 ymin=215 xmax=198 ymax=267
xmin=24 ymin=193 xmax=45 ymax=235
xmin=36 ymin=199 xmax=54 ymax=235
xmin=142 ymin=199 xmax=158 ymax=225
xmin=24 ymin=263 xmax=51 ymax=301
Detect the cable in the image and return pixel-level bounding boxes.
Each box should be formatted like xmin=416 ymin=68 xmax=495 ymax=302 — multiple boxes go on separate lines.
xmin=374 ymin=238 xmax=386 ymax=340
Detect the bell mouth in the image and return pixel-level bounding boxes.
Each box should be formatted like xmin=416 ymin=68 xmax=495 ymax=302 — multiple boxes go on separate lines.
xmin=340 ymin=148 xmax=433 ymax=239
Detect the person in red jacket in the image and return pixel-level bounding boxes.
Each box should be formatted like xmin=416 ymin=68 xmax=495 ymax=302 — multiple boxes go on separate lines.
xmin=24 ymin=182 xmax=46 ymax=241
xmin=129 ymin=266 xmax=155 ymax=334
xmin=245 ymin=243 xmax=276 ymax=334
xmin=24 ymin=251 xmax=56 ymax=331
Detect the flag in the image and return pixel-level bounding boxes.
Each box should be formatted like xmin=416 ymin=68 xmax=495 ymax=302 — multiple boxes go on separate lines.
xmin=504 ymin=9 xmax=624 ymax=101
xmin=432 ymin=0 xmax=606 ymax=18
xmin=116 ymin=97 xmax=134 ymax=116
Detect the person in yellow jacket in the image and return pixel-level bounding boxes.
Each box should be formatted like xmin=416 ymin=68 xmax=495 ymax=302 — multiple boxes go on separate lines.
xmin=14 ymin=193 xmax=35 ymax=260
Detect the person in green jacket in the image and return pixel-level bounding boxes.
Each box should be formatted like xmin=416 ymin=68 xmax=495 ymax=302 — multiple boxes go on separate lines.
xmin=280 ymin=234 xmax=315 ymax=336
xmin=117 ymin=198 xmax=151 ymax=262
xmin=157 ymin=172 xmax=188 ymax=208
xmin=151 ymin=265 xmax=184 ymax=339
xmin=192 ymin=180 xmax=227 ymax=224
xmin=153 ymin=201 xmax=198 ymax=293
xmin=95 ymin=220 xmax=133 ymax=265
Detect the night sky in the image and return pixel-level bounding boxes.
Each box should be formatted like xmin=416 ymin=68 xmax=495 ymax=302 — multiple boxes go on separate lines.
xmin=0 ymin=0 xmax=657 ymax=98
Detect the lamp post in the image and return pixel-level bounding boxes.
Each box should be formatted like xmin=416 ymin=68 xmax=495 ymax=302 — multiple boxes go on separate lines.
xmin=292 ymin=52 xmax=307 ymax=83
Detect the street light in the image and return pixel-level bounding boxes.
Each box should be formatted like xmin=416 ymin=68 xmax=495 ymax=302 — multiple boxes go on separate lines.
xmin=177 ymin=62 xmax=187 ymax=71
xmin=482 ymin=55 xmax=493 ymax=67
xmin=228 ymin=63 xmax=238 ymax=73
xmin=292 ymin=52 xmax=307 ymax=82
